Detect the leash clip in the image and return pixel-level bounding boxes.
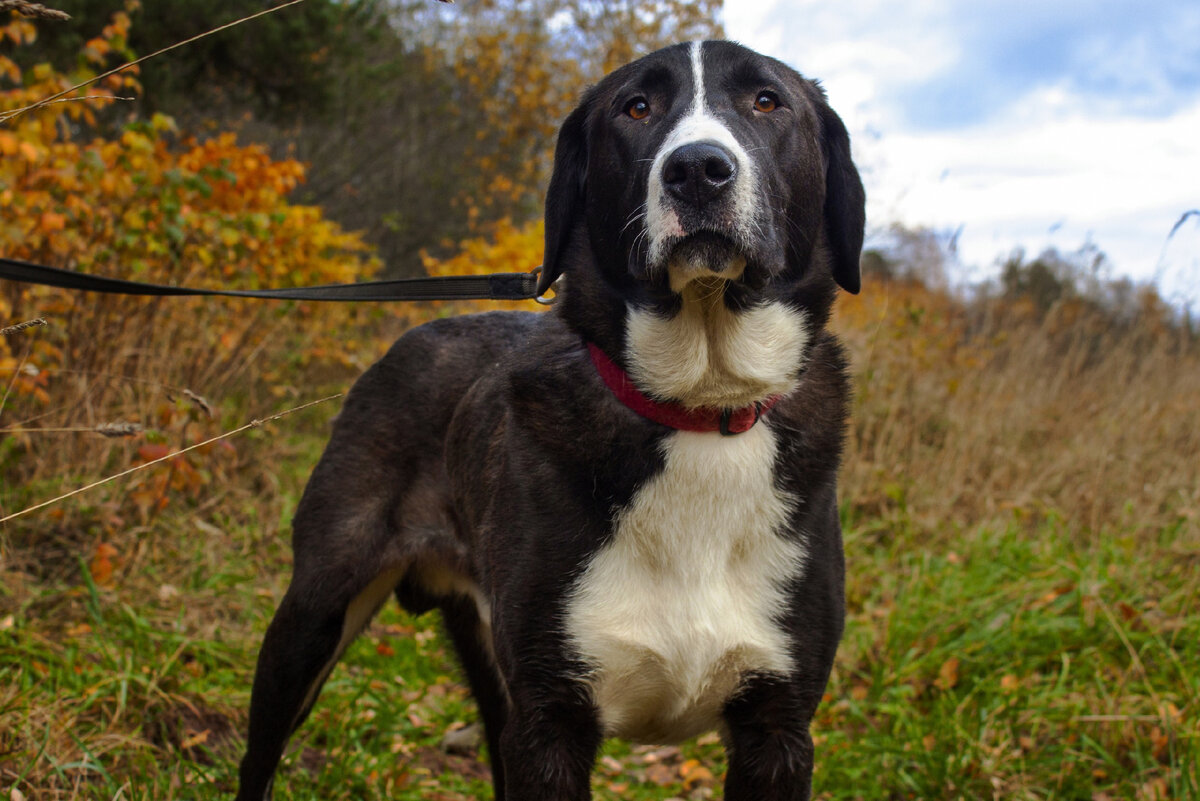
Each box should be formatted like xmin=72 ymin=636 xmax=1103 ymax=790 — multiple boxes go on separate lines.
xmin=532 ymin=266 xmax=561 ymax=306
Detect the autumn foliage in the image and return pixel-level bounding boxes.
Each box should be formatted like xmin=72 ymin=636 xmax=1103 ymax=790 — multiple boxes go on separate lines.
xmin=1 ymin=9 xmax=381 ymax=528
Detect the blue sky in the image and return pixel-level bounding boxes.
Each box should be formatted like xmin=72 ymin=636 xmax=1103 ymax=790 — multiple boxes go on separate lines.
xmin=723 ymin=0 xmax=1200 ymax=305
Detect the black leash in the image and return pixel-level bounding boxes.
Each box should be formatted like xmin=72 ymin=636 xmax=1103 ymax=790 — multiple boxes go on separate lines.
xmin=0 ymin=256 xmax=546 ymax=303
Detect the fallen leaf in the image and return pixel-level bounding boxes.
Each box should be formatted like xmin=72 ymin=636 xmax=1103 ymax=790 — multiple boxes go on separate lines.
xmin=642 ymin=745 xmax=681 ymax=764
xmin=645 ymin=763 xmax=676 ymax=786
xmin=89 ymin=542 xmax=118 ymax=586
xmin=180 ymin=729 xmax=209 ymax=750
xmin=680 ymin=759 xmax=714 ymax=790
xmin=934 ymin=656 xmax=960 ymax=691
xmin=1118 ymin=601 xmax=1140 ymax=622
xmin=1136 ymin=777 xmax=1169 ymax=801
xmin=137 ymin=443 xmax=171 ymax=462
xmin=600 ymin=756 xmax=624 ymax=774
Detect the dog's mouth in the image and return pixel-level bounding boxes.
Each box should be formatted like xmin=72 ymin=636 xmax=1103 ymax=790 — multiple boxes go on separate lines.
xmin=664 ymin=231 xmax=747 ymax=293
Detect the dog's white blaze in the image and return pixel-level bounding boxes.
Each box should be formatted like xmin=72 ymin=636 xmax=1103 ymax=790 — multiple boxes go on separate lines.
xmin=626 ymin=293 xmax=809 ymax=409
xmin=644 ymin=41 xmax=759 ymax=271
xmin=568 ymin=426 xmax=804 ymax=743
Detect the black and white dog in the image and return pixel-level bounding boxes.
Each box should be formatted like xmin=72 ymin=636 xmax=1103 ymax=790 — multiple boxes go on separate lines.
xmin=235 ymin=40 xmax=864 ymax=801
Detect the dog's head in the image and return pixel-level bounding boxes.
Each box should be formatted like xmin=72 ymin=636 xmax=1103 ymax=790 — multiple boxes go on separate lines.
xmin=542 ymin=41 xmax=865 ymax=408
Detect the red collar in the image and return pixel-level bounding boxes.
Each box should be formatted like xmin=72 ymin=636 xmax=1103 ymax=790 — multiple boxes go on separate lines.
xmin=587 ymin=342 xmax=780 ymax=435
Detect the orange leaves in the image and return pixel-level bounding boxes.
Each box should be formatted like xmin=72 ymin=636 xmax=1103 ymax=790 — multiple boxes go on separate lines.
xmin=89 ymin=542 xmax=119 ymax=586
xmin=38 ymin=210 xmax=64 ymax=232
xmin=934 ymin=656 xmax=961 ymax=691
xmin=595 ymin=745 xmax=719 ymax=796
xmin=0 ymin=7 xmax=378 ymax=408
xmin=2 ymin=17 xmax=37 ymax=46
xmin=678 ymin=758 xmax=715 ymax=791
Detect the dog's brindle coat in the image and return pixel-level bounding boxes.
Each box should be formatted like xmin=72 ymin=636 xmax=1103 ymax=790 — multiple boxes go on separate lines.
xmin=235 ymin=41 xmax=864 ymax=801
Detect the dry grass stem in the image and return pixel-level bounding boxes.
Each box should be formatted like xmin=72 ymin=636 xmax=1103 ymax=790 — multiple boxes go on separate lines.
xmin=182 ymin=389 xmax=214 ymax=419
xmin=1 ymin=318 xmax=47 ymax=336
xmin=0 ymin=392 xmax=342 ymax=524
xmin=93 ymin=422 xmax=143 ymax=438
xmin=0 ymin=0 xmax=70 ymax=20
xmin=0 ymin=424 xmax=140 ymax=435
xmin=0 ymin=0 xmax=307 ymax=124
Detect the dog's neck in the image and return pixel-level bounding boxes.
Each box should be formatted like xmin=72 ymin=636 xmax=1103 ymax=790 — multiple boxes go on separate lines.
xmin=622 ymin=280 xmax=810 ymax=410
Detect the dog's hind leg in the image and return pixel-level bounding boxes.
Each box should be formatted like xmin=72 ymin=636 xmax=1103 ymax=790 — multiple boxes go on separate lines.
xmin=235 ymin=511 xmax=407 ymax=801
xmin=437 ymin=593 xmax=509 ymax=800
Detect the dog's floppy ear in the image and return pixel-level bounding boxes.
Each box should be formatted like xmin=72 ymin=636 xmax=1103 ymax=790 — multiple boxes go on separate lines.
xmin=816 ymin=100 xmax=866 ymax=294
xmin=538 ymin=95 xmax=591 ymax=296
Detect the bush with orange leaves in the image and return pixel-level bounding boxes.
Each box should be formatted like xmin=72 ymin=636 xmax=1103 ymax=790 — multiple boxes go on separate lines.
xmin=0 ymin=10 xmax=385 ymax=527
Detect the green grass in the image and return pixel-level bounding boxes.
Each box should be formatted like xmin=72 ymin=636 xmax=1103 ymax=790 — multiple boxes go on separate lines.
xmin=1 ymin=457 xmax=1196 ymax=800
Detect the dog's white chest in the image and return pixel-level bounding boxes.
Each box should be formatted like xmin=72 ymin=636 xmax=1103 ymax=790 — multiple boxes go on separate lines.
xmin=566 ymin=426 xmax=804 ymax=743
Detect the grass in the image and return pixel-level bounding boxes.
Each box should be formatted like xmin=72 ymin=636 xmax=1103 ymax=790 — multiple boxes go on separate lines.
xmin=1 ymin=457 xmax=1195 ymax=799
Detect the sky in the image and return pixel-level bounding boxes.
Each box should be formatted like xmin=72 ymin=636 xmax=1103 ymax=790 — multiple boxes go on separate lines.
xmin=722 ymin=0 xmax=1200 ymax=307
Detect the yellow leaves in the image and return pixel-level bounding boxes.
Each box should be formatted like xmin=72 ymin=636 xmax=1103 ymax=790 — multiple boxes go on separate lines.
xmin=120 ymin=208 xmax=144 ymax=231
xmin=0 ymin=131 xmax=41 ymax=162
xmin=3 ymin=18 xmax=37 ymax=46
xmin=423 ymin=218 xmax=544 ymax=279
xmin=82 ymin=36 xmax=112 ymax=65
xmin=119 ymin=128 xmax=153 ymax=153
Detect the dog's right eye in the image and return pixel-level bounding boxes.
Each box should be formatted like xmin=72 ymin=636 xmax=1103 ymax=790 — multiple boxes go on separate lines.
xmin=626 ymin=98 xmax=651 ymax=120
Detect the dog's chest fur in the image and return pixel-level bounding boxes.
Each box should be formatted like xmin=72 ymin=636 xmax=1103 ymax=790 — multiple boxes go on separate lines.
xmin=566 ymin=425 xmax=804 ymax=744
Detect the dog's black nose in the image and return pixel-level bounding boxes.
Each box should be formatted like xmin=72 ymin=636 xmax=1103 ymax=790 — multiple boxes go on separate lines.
xmin=662 ymin=142 xmax=737 ymax=208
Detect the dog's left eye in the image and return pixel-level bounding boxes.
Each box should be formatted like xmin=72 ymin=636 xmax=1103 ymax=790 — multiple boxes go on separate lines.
xmin=626 ymin=98 xmax=651 ymax=120
xmin=754 ymin=92 xmax=779 ymax=113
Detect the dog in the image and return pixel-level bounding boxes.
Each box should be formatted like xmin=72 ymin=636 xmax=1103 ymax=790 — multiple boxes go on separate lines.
xmin=234 ymin=40 xmax=864 ymax=801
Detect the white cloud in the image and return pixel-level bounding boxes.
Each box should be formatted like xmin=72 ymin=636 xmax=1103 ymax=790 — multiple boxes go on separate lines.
xmin=722 ymin=0 xmax=1200 ymax=302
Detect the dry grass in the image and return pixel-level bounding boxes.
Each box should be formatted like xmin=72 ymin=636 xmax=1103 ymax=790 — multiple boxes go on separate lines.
xmin=836 ymin=279 xmax=1200 ymax=540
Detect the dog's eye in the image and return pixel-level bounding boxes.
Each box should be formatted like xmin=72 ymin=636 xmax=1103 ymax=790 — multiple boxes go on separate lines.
xmin=754 ymin=92 xmax=779 ymax=113
xmin=626 ymin=98 xmax=651 ymax=120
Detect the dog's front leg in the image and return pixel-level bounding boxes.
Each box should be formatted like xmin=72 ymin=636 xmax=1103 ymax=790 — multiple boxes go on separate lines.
xmin=496 ymin=682 xmax=602 ymax=801
xmin=722 ymin=675 xmax=821 ymax=801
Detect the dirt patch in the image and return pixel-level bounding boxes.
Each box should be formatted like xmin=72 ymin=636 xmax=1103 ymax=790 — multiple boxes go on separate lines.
xmin=411 ymin=746 xmax=492 ymax=783
xmin=145 ymin=699 xmax=240 ymax=765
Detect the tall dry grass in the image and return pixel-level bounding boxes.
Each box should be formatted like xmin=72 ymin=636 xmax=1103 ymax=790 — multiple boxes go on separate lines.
xmin=836 ymin=277 xmax=1200 ymax=540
